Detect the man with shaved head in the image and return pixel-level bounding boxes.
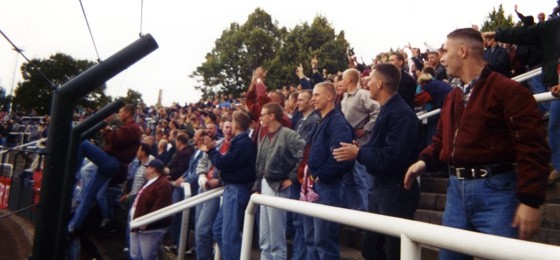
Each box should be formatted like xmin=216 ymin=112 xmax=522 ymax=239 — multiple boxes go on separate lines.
xmin=405 ymin=28 xmax=550 ymax=259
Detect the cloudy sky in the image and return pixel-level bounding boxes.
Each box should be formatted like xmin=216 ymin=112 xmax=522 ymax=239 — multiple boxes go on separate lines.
xmin=0 ymin=0 xmax=555 ymax=107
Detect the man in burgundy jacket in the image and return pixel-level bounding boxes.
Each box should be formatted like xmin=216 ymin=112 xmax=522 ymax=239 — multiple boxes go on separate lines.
xmin=69 ymin=104 xmax=143 ymax=234
xmin=130 ymin=159 xmax=173 ymax=259
xmin=404 ymin=28 xmax=550 ymax=260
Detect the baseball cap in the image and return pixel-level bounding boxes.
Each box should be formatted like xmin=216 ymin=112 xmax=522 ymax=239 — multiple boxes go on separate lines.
xmin=145 ymin=159 xmax=165 ymax=170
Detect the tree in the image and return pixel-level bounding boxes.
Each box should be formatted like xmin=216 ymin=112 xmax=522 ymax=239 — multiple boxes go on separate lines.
xmin=191 ymin=8 xmax=283 ymax=97
xmin=481 ymin=4 xmax=515 ymax=32
xmin=122 ymin=88 xmax=144 ymax=106
xmin=0 ymin=87 xmax=9 ymax=112
xmin=13 ymin=53 xmax=111 ymax=115
xmin=267 ymin=16 xmax=349 ymax=89
xmin=191 ymin=9 xmax=350 ymax=97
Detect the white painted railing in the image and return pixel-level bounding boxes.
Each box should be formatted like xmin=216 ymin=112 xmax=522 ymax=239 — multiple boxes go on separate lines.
xmin=512 ymin=67 xmax=542 ymax=82
xmin=130 ymin=187 xmax=224 ymax=260
xmin=241 ymin=194 xmax=560 ymax=260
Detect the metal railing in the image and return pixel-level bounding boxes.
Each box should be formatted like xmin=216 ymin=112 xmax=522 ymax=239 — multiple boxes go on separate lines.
xmin=240 ymin=194 xmax=560 ymax=260
xmin=416 ymin=67 xmax=556 ymax=121
xmin=130 ymin=187 xmax=224 ymax=260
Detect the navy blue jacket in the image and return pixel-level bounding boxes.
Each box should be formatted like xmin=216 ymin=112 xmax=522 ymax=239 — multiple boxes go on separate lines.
xmin=308 ymin=108 xmax=354 ymax=183
xmin=422 ymin=80 xmax=453 ymax=110
xmin=358 ymin=94 xmax=419 ymax=183
xmin=207 ymin=132 xmax=256 ymax=184
xmin=483 ymin=46 xmax=512 ymax=78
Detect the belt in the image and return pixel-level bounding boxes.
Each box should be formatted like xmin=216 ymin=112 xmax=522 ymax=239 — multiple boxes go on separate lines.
xmin=448 ymin=164 xmax=514 ymax=179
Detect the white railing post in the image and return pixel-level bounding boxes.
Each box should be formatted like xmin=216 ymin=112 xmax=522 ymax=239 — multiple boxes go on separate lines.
xmin=177 ymin=183 xmax=192 ymax=260
xmin=401 ymin=234 xmax=421 ymax=260
xmin=240 ymin=194 xmax=258 ymax=260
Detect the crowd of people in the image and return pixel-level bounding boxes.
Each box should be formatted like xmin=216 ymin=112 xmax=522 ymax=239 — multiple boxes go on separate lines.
xmin=10 ymin=3 xmax=555 ymax=260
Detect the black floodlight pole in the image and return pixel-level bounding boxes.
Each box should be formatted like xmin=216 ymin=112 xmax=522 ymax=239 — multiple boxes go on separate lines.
xmin=31 ymin=34 xmax=158 ymax=259
xmin=55 ymin=99 xmax=124 ymax=254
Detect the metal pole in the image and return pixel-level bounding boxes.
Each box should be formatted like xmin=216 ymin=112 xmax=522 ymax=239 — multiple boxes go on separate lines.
xmin=401 ymin=234 xmax=421 ymax=260
xmin=240 ymin=195 xmax=257 ymax=260
xmin=178 ymin=183 xmax=192 ymax=260
xmin=31 ymin=34 xmax=158 ymax=260
xmin=80 ymin=121 xmax=108 ymax=140
xmin=54 ymin=100 xmax=125 ymax=253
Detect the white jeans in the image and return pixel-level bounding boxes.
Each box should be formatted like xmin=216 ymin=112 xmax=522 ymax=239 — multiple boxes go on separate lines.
xmin=259 ymin=178 xmax=291 ymax=260
xmin=129 ymin=227 xmax=167 ymax=260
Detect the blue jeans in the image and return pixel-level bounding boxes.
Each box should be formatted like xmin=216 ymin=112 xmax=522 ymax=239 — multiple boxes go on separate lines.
xmin=549 ymin=100 xmax=560 ymax=171
xmin=195 ymin=187 xmax=220 ymax=260
xmin=259 ymin=179 xmax=290 ymax=260
xmin=342 ymin=161 xmax=371 ymax=211
xmin=289 ymin=181 xmax=306 ymax=260
xmin=527 ymin=74 xmax=550 ymax=113
xmin=212 ymin=183 xmax=251 ymax=260
xmin=129 ymin=228 xmax=167 ymax=260
xmin=362 ymin=179 xmax=419 ymax=260
xmin=69 ymin=140 xmax=120 ymax=232
xmin=96 ymin=181 xmax=122 ymax=220
xmin=168 ymin=186 xmax=185 ymax=246
xmin=440 ymin=172 xmax=518 ymax=260
xmin=302 ymin=178 xmax=343 ymax=260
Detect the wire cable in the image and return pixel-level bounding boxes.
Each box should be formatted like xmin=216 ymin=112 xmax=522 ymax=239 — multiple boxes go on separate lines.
xmin=139 ymin=0 xmax=144 ymax=36
xmin=78 ymin=0 xmax=102 ymax=62
xmin=0 ymin=29 xmax=56 ymax=90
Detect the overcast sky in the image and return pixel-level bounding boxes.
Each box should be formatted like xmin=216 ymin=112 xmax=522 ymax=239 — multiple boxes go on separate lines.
xmin=0 ymin=0 xmax=556 ymax=107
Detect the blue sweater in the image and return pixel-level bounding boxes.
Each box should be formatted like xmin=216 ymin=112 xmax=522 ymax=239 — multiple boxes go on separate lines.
xmin=357 ymin=94 xmax=419 ymax=183
xmin=308 ymin=108 xmax=354 ymax=183
xmin=207 ymin=132 xmax=256 ymax=184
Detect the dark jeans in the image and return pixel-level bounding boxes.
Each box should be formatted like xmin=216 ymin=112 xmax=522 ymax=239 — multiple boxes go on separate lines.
xmin=362 ymin=178 xmax=420 ymax=260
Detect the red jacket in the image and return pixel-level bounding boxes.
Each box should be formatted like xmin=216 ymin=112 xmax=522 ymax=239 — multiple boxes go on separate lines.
xmin=132 ymin=175 xmax=172 ymax=231
xmin=104 ymin=120 xmax=142 ymax=164
xmin=420 ymin=67 xmax=550 ymax=207
xmin=246 ymin=81 xmax=292 ymax=142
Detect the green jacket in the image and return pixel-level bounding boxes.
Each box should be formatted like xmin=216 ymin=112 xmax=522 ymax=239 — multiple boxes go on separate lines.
xmin=496 ymin=18 xmax=560 ymax=87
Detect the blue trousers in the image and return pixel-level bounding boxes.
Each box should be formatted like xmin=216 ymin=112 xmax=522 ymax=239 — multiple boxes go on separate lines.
xmin=302 ymin=178 xmax=343 ymax=260
xmin=212 ymin=183 xmax=251 ymax=260
xmin=289 ymin=181 xmax=306 ymax=260
xmin=439 ymin=172 xmax=518 ymax=260
xmin=342 ymin=161 xmax=371 ymax=211
xmin=69 ymin=140 xmax=120 ymax=232
xmin=195 ymin=187 xmax=220 ymax=260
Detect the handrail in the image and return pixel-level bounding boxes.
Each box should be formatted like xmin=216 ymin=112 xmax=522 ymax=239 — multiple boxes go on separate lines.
xmin=512 ymin=67 xmax=542 ymax=82
xmin=416 ymin=68 xmax=557 ymax=120
xmin=417 ymin=109 xmax=441 ymax=121
xmin=0 ymin=138 xmax=46 ymax=155
xmin=130 ymin=187 xmax=224 ymax=229
xmin=241 ymin=194 xmax=560 ymax=260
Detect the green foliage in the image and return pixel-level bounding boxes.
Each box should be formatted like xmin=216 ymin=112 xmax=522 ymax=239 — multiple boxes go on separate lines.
xmin=13 ymin=53 xmax=111 ymax=115
xmin=191 ymin=8 xmax=282 ymax=97
xmin=191 ymin=9 xmax=349 ymax=97
xmin=122 ymin=88 xmax=144 ymax=106
xmin=481 ymin=4 xmax=515 ymax=32
xmin=0 ymin=87 xmax=9 ymax=112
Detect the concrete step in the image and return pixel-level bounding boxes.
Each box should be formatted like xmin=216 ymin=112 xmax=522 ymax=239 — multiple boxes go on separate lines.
xmin=543 ymin=202 xmax=560 ymax=230
xmin=419 ymin=176 xmax=448 ymax=194
xmin=418 ymin=192 xmax=447 ymax=211
xmin=414 ymin=209 xmax=443 ymax=226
